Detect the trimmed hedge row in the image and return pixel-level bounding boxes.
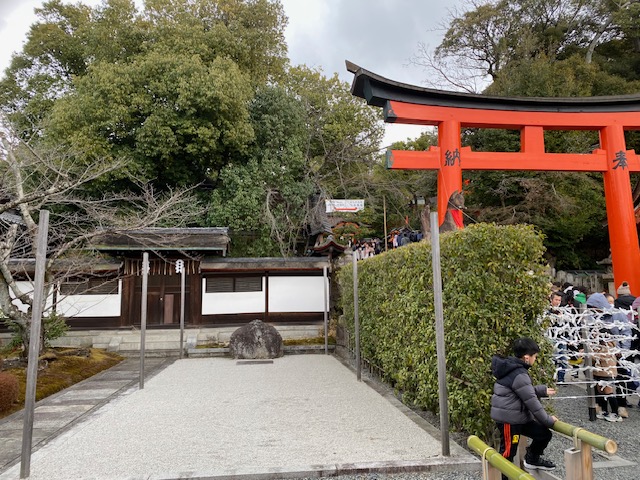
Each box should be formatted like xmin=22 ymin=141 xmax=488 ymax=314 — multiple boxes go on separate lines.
xmin=337 ymin=223 xmax=553 ymax=440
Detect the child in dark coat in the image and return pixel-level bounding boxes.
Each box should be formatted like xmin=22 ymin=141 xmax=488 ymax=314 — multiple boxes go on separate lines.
xmin=491 ymin=337 xmax=558 ymax=471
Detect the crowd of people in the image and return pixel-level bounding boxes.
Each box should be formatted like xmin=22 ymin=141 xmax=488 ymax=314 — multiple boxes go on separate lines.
xmin=348 ymin=229 xmax=424 ymax=260
xmin=349 ymin=238 xmax=382 ymax=260
xmin=545 ymin=280 xmax=640 ymax=423
xmin=489 ymin=281 xmax=640 ymax=472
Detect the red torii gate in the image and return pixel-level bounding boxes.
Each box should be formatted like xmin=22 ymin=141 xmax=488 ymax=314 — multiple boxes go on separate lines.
xmin=347 ymin=61 xmax=640 ymax=294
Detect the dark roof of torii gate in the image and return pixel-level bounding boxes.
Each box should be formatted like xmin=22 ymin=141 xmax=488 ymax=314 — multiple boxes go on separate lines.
xmin=347 ymin=61 xmax=640 ymax=114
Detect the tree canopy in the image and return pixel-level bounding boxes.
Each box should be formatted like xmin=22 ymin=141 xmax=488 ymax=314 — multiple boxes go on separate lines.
xmin=5 ymin=0 xmax=637 ymax=267
xmin=0 ymin=0 xmax=384 ymax=258
xmin=207 ymin=67 xmax=383 ymax=256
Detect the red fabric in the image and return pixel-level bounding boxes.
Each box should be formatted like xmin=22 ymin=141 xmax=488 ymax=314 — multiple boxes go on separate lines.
xmin=503 ymin=423 xmax=512 ymax=458
xmin=451 ymin=209 xmax=464 ymax=228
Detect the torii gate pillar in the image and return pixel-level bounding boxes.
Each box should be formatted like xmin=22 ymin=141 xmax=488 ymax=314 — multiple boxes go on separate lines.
xmin=348 ymin=61 xmax=640 ymax=294
xmin=438 ymin=120 xmax=462 ymax=226
xmin=601 ymin=125 xmax=640 ymax=290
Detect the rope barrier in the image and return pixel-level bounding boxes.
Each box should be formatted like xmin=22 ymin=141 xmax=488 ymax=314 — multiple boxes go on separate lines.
xmin=481 ymin=446 xmax=492 ymax=480
xmin=572 ymin=427 xmax=584 ymax=449
xmin=545 ymin=306 xmax=640 ymax=394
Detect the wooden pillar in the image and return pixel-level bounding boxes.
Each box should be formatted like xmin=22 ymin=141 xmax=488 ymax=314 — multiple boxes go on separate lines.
xmin=121 ymin=275 xmax=135 ymax=327
xmin=521 ymin=126 xmax=545 ymax=153
xmin=437 ymin=120 xmax=463 ymax=226
xmin=600 ymin=125 xmax=640 ymax=295
xmin=264 ymin=271 xmax=269 ymax=322
xmin=189 ymin=273 xmax=201 ymax=325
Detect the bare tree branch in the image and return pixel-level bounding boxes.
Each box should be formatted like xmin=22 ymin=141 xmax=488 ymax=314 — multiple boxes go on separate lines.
xmin=1 ymin=117 xmax=203 ymax=356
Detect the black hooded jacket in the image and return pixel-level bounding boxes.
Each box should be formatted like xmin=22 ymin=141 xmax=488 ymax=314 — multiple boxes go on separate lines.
xmin=490 ymin=356 xmax=555 ymax=427
xmin=614 ymin=294 xmax=635 ymax=310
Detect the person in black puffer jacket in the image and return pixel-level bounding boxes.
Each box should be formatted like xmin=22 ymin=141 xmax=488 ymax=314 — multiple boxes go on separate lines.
xmin=491 ymin=337 xmax=558 ymax=473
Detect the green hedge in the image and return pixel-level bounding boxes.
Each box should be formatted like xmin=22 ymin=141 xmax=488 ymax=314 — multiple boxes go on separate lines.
xmin=337 ymin=223 xmax=553 ymax=440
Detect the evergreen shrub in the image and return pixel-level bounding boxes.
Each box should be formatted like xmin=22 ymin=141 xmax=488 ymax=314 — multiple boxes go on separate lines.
xmin=0 ymin=372 xmax=19 ymax=412
xmin=337 ymin=223 xmax=552 ymax=441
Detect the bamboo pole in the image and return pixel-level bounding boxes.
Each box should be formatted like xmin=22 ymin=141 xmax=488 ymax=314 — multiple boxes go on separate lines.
xmin=553 ymin=420 xmax=617 ymax=454
xmin=467 ymin=436 xmax=535 ymax=480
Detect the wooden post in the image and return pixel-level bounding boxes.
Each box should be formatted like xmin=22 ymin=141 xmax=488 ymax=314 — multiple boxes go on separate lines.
xmin=430 ymin=212 xmax=450 ymax=456
xmin=264 ymin=271 xmax=269 ymax=322
xmin=352 ymin=251 xmax=361 ymax=381
xmin=581 ymin=443 xmax=593 ymax=480
xmin=564 ymin=447 xmax=582 ymax=480
xmin=139 ymin=252 xmax=149 ymax=389
xmin=20 ymin=210 xmax=49 ymax=479
xmin=579 ymin=301 xmax=597 ymax=421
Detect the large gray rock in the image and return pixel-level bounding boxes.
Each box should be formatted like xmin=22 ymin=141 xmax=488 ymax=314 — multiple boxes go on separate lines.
xmin=229 ymin=320 xmax=283 ymax=359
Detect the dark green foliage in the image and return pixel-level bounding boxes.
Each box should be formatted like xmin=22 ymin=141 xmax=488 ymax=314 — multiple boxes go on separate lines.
xmin=5 ymin=312 xmax=69 ymax=358
xmin=1 ymin=0 xmax=288 ymax=188
xmin=464 ymin=170 xmax=607 ymax=269
xmin=207 ymin=86 xmax=314 ymax=256
xmin=337 ymin=223 xmax=552 ymax=440
xmin=41 ymin=312 xmax=69 ymax=348
xmin=0 ymin=372 xmax=19 ymax=412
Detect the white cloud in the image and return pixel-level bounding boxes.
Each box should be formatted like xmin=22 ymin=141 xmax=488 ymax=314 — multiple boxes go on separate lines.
xmin=279 ymin=0 xmax=463 ymax=146
xmin=0 ymin=0 xmax=41 ymax=74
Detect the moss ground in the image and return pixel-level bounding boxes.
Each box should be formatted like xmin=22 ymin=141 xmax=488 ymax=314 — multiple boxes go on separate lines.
xmin=0 ymin=348 xmax=123 ymax=420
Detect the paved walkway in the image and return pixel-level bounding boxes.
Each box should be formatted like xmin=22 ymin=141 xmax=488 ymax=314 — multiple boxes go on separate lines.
xmin=0 ymin=357 xmax=172 ymax=474
xmin=0 ymin=355 xmax=479 ymax=480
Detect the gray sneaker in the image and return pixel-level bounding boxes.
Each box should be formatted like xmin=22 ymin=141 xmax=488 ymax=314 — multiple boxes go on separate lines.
xmin=602 ymin=412 xmax=623 ymax=422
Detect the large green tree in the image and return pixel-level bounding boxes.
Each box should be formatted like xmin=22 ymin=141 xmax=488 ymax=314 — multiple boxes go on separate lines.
xmin=1 ymin=0 xmax=288 ymax=188
xmin=207 ymin=85 xmax=313 ymax=256
xmin=426 ymin=0 xmax=640 ymax=89
xmin=207 ymin=67 xmax=384 ymax=256
xmin=1 ymin=1 xmax=386 ymax=258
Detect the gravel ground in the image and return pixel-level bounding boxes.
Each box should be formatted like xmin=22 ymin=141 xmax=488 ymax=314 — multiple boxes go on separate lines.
xmin=0 ymin=355 xmax=474 ymax=480
xmin=304 ymin=365 xmax=640 ymax=480
xmin=3 ymin=353 xmax=637 ymax=480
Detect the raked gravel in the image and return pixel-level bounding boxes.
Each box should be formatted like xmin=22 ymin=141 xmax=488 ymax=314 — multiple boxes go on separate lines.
xmin=0 ymin=355 xmax=474 ymax=480
xmin=4 ymin=355 xmax=637 ymax=480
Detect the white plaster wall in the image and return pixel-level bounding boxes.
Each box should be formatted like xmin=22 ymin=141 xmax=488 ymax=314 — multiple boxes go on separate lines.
xmin=10 ymin=281 xmax=55 ymax=313
xmin=56 ymin=281 xmax=122 ymax=318
xmin=7 ymin=280 xmax=122 ymax=318
xmin=268 ymin=276 xmax=326 ymax=312
xmin=10 ymin=281 xmax=32 ymax=313
xmin=201 ymin=278 xmax=265 ymax=314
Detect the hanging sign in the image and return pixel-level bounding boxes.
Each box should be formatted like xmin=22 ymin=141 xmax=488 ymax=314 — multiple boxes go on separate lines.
xmin=325 ymin=199 xmax=365 ymax=213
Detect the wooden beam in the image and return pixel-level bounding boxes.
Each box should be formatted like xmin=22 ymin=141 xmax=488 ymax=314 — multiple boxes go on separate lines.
xmin=386 ymin=147 xmax=440 ymax=169
xmin=386 ymin=148 xmax=640 ymax=172
xmin=386 ymin=101 xmax=640 ymax=130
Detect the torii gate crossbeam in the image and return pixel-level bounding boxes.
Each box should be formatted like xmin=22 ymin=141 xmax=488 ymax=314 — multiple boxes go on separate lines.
xmin=347 ymin=61 xmax=640 ymax=294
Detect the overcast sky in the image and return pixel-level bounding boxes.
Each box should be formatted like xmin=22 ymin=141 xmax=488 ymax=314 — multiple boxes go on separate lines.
xmin=0 ymin=0 xmax=465 ymax=145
